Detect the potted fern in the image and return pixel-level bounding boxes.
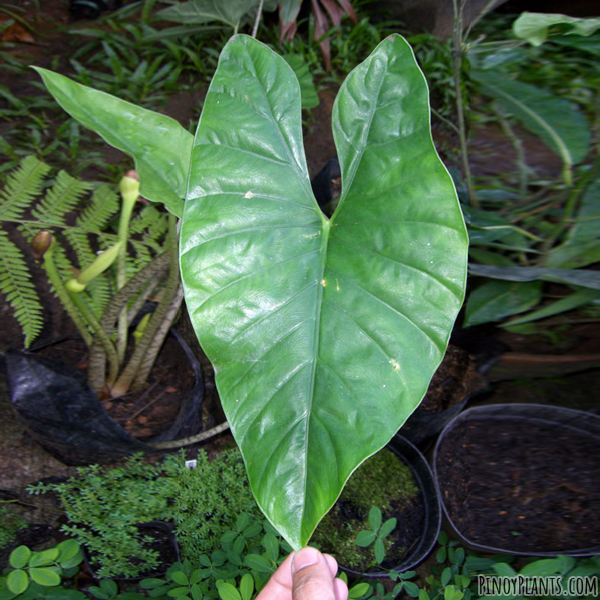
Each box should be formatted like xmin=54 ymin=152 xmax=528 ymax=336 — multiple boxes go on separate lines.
xmin=1 ymin=159 xmax=204 ymax=464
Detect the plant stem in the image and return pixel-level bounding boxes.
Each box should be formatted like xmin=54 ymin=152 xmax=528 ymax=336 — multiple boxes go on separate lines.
xmin=497 ymin=109 xmax=529 ymax=197
xmin=431 ymin=107 xmax=461 ymax=135
xmin=130 ymin=285 xmax=183 ymax=393
xmin=87 ymin=252 xmax=170 ymax=394
xmin=42 ymin=246 xmax=93 ymax=347
xmin=451 ymin=0 xmax=479 ymax=209
xmin=252 ymin=0 xmax=264 ymax=38
xmin=116 ymin=184 xmax=137 ymax=364
xmin=110 ymin=215 xmax=180 ymax=397
xmin=150 ymin=421 xmax=230 ymax=450
xmin=68 ymin=292 xmax=120 ymax=388
xmin=126 ymin=278 xmax=160 ymax=327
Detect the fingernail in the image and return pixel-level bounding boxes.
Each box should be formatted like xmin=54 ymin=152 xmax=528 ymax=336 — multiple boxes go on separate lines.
xmin=292 ymin=547 xmax=320 ymax=573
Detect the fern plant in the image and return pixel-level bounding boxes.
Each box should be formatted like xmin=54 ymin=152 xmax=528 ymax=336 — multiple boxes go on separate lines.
xmin=0 ymin=156 xmax=182 ymax=398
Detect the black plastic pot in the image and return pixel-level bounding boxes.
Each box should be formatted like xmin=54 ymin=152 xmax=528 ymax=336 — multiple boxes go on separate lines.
xmin=400 ymin=340 xmax=497 ymax=449
xmin=4 ymin=329 xmax=204 ymax=465
xmin=343 ymin=435 xmax=442 ymax=577
xmin=434 ymin=404 xmax=600 ymax=556
xmin=400 ymin=395 xmax=469 ymax=449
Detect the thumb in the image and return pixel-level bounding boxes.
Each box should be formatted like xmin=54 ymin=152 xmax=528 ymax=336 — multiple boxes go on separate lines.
xmin=291 ymin=547 xmax=348 ymax=600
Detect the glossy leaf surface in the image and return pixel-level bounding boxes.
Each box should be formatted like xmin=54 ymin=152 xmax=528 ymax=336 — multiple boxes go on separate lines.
xmin=181 ymin=34 xmax=468 ymax=549
xmin=33 ymin=68 xmax=192 ymax=217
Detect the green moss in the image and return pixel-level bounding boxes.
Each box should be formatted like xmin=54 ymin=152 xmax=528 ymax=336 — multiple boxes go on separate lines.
xmin=312 ymin=447 xmax=420 ymax=571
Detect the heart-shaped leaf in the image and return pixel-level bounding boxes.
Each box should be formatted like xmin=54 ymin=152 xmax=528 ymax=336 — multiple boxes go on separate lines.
xmin=180 ymin=34 xmax=467 ymax=549
xmin=33 ymin=68 xmax=192 ymax=218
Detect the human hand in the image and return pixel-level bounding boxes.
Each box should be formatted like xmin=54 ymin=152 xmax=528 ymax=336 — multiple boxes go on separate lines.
xmin=256 ymin=546 xmax=348 ymax=600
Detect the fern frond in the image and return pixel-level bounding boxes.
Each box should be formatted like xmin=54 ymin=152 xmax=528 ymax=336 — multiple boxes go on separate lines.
xmin=129 ymin=205 xmax=160 ymax=235
xmin=129 ymin=206 xmax=168 ymax=251
xmin=77 ymin=184 xmax=120 ymax=232
xmin=0 ymin=230 xmax=44 ymax=347
xmin=48 ymin=241 xmax=78 ymax=289
xmin=32 ymin=170 xmax=93 ymax=226
xmin=63 ymin=229 xmax=99 ymax=271
xmin=86 ymin=276 xmax=114 ymax=318
xmin=129 ymin=241 xmax=153 ymax=275
xmin=0 ymin=156 xmax=51 ymax=220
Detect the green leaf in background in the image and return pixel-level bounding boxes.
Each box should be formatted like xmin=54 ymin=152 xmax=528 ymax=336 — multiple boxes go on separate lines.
xmin=379 ymin=517 xmax=397 ymax=539
xmin=155 ymin=0 xmax=275 ymax=32
xmin=461 ymin=205 xmax=533 ymax=246
xmin=9 ymin=546 xmax=31 ymax=569
xmin=7 ymin=569 xmax=29 ymax=595
xmin=355 ymin=530 xmax=377 ymax=547
xmin=504 ymin=287 xmax=600 ymax=327
xmin=519 ymin=556 xmax=574 ymax=576
xmin=513 ymin=12 xmax=600 ymax=46
xmin=32 ymin=68 xmax=192 ymax=218
xmin=282 ymin=54 xmax=319 ymax=109
xmin=29 ymin=568 xmax=61 ymax=587
xmin=374 ymin=538 xmax=385 ymax=564
xmin=464 ymin=280 xmax=542 ymax=327
xmin=181 ymin=34 xmax=467 ymax=548
xmin=368 ymin=506 xmax=382 ymax=531
xmin=217 ymin=581 xmax=242 ymax=600
xmin=547 ymin=175 xmax=600 ymax=268
xmin=551 ymin=35 xmax=600 ymax=56
xmin=472 ymin=70 xmax=590 ymax=186
xmin=56 ymin=540 xmax=80 ymax=565
xmin=239 ymin=573 xmax=254 ymax=600
xmin=29 ymin=549 xmax=59 ymax=567
xmin=349 ymin=582 xmax=371 ymax=598
xmin=468 ymin=264 xmax=600 ymax=290
xmin=244 ymin=554 xmax=274 ymax=574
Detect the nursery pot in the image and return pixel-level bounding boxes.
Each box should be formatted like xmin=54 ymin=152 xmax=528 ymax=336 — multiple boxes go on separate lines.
xmin=434 ymin=403 xmax=600 ymax=556
xmin=340 ymin=435 xmax=442 ymax=577
xmin=4 ymin=328 xmax=204 ymax=465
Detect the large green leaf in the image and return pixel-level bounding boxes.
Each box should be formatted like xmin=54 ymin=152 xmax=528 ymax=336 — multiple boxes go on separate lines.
xmin=472 ymin=70 xmax=590 ymax=185
xmin=33 ymin=68 xmax=192 ymax=218
xmin=180 ymin=34 xmax=468 ymax=549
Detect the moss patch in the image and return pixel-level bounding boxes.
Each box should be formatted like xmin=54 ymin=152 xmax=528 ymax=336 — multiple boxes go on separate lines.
xmin=312 ymin=447 xmax=420 ymax=572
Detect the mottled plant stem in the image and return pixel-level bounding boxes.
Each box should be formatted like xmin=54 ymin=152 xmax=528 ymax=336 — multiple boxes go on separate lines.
xmin=150 ymin=421 xmax=230 ymax=450
xmin=110 ymin=215 xmax=180 ymax=396
xmin=87 ymin=251 xmax=170 ymax=395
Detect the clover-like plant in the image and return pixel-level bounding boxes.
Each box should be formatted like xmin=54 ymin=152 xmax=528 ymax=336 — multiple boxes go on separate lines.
xmin=35 ymin=34 xmax=468 ymax=550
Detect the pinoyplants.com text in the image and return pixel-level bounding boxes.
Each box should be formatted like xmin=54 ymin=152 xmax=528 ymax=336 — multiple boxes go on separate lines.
xmin=477 ymin=575 xmax=598 ymax=597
